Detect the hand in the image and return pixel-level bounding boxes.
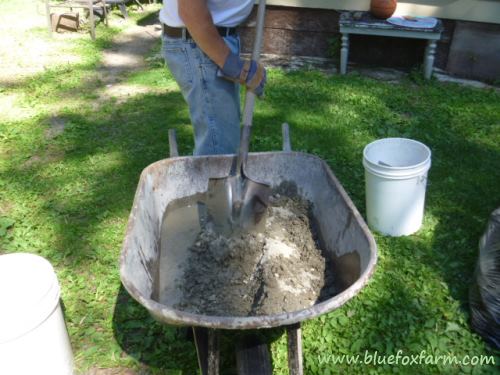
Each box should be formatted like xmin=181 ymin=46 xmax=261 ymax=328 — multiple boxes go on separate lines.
xmin=219 ymin=52 xmax=267 ymax=97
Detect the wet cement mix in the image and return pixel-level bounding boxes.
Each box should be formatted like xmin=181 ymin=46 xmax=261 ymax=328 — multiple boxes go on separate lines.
xmin=173 ymin=194 xmax=335 ymax=316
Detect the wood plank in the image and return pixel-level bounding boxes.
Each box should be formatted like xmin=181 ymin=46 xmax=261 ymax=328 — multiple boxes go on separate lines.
xmin=242 ymin=5 xmax=339 ymax=32
xmin=240 ymin=27 xmax=335 ymax=57
xmin=236 ymin=335 xmax=273 ymax=375
xmin=287 ymin=324 xmax=303 ymax=375
xmin=446 ymin=20 xmax=500 ymax=80
xmin=193 ymin=327 xmax=220 ymax=375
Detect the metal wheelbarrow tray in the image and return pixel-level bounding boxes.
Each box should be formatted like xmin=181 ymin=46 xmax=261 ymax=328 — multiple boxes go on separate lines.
xmin=120 ymin=127 xmax=377 ymax=331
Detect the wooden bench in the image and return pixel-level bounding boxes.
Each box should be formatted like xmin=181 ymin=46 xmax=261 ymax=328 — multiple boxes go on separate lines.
xmin=45 ymin=0 xmax=108 ymax=40
xmin=339 ymin=11 xmax=443 ymax=79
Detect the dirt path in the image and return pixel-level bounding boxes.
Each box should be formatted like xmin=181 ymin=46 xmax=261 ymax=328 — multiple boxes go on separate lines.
xmin=102 ymin=23 xmax=160 ymax=80
xmin=96 ymin=16 xmax=163 ymax=102
xmin=0 ymin=3 xmax=164 ymax=125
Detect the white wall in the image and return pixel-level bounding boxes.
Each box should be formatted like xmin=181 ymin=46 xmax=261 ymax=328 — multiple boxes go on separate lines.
xmin=265 ymin=0 xmax=500 ymax=24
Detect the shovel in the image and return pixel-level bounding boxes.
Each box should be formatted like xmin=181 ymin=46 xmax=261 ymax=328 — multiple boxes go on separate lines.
xmin=206 ymin=0 xmax=270 ymax=233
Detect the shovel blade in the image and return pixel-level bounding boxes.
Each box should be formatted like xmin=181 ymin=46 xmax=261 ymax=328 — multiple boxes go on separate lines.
xmin=206 ymin=175 xmax=271 ymax=234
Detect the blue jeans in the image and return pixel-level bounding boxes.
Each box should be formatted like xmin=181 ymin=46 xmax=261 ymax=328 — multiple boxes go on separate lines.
xmin=162 ymin=34 xmax=241 ymax=156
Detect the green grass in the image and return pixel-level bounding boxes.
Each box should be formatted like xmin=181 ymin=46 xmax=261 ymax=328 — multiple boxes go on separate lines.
xmin=1 ymin=2 xmax=500 ymax=374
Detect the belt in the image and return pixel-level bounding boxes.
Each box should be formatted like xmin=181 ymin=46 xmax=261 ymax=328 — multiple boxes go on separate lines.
xmin=162 ymin=24 xmax=237 ymax=39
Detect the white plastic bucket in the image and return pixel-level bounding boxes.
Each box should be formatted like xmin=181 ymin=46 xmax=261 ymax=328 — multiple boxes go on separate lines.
xmin=363 ymin=138 xmax=431 ymax=236
xmin=0 ymin=253 xmax=74 ymax=375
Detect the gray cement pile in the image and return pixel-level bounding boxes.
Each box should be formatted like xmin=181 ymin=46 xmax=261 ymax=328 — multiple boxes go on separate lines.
xmin=171 ymin=194 xmax=334 ymax=316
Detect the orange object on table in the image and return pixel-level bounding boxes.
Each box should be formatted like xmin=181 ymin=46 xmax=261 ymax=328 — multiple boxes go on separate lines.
xmin=370 ymin=0 xmax=397 ymax=19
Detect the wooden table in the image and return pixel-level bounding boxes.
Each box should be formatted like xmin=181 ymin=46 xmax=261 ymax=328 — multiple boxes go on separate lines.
xmin=339 ymin=12 xmax=443 ymax=79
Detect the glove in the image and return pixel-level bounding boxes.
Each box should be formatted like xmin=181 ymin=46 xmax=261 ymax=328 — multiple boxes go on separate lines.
xmin=219 ymin=52 xmax=267 ymax=97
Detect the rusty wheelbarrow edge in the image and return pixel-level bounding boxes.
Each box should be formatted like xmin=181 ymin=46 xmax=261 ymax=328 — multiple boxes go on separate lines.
xmin=120 ymin=151 xmax=378 ymax=330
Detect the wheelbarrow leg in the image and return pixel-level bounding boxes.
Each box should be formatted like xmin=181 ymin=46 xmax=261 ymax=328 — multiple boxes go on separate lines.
xmin=193 ymin=327 xmax=220 ymax=375
xmin=287 ymin=323 xmax=303 ymax=375
xmin=236 ymin=334 xmax=272 ymax=375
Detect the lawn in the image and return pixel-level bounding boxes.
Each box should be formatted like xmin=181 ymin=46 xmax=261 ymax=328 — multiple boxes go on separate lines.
xmin=0 ymin=1 xmax=499 ymax=374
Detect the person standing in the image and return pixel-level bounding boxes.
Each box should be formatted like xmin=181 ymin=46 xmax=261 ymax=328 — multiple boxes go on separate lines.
xmin=160 ymin=0 xmax=267 ymax=155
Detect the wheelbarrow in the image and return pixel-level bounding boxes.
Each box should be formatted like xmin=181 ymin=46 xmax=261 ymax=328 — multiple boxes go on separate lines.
xmin=120 ymin=124 xmax=377 ymax=374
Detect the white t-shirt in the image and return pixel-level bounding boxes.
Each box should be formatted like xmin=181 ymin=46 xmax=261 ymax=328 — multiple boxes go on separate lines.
xmin=160 ymin=0 xmax=254 ymax=28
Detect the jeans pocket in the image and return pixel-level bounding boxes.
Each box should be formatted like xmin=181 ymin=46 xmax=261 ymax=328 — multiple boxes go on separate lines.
xmin=162 ymin=38 xmax=193 ymax=91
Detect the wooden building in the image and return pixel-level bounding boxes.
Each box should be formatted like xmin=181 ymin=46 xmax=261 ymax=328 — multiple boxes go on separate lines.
xmin=240 ymin=0 xmax=500 ymax=81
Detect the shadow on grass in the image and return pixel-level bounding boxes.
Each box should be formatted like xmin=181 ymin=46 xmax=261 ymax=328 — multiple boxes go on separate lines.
xmin=1 ymin=90 xmax=193 ymax=262
xmin=112 ymin=284 xmax=198 ymax=373
xmin=112 ymin=285 xmax=285 ymax=374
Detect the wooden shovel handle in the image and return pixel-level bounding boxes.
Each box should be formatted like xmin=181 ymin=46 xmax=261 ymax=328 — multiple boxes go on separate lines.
xmin=237 ymin=0 xmax=266 ymax=175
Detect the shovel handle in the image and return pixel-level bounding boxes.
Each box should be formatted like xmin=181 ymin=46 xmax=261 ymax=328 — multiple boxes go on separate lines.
xmin=242 ymin=0 xmax=266 ymax=128
xmin=237 ymin=0 xmax=266 ymax=175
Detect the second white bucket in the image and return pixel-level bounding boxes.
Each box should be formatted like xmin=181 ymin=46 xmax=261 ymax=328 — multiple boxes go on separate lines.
xmin=0 ymin=253 xmax=74 ymax=375
xmin=363 ymin=138 xmax=431 ymax=236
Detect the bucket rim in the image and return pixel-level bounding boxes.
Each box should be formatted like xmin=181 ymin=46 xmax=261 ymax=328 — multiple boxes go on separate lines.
xmin=0 ymin=253 xmax=61 ymax=343
xmin=363 ymin=137 xmax=431 ymax=172
xmin=362 ymin=158 xmax=431 ymax=180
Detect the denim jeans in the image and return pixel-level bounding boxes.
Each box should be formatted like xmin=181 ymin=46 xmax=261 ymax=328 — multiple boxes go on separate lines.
xmin=162 ymin=33 xmax=241 ymax=156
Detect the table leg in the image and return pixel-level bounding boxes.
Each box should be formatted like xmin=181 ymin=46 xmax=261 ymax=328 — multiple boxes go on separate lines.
xmin=102 ymin=0 xmax=108 ymax=26
xmin=340 ymin=33 xmax=349 ymax=75
xmin=88 ymin=1 xmax=96 ymax=40
xmin=45 ymin=1 xmax=53 ymax=35
xmin=134 ymin=0 xmax=145 ymax=10
xmin=424 ymin=40 xmax=437 ymax=79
